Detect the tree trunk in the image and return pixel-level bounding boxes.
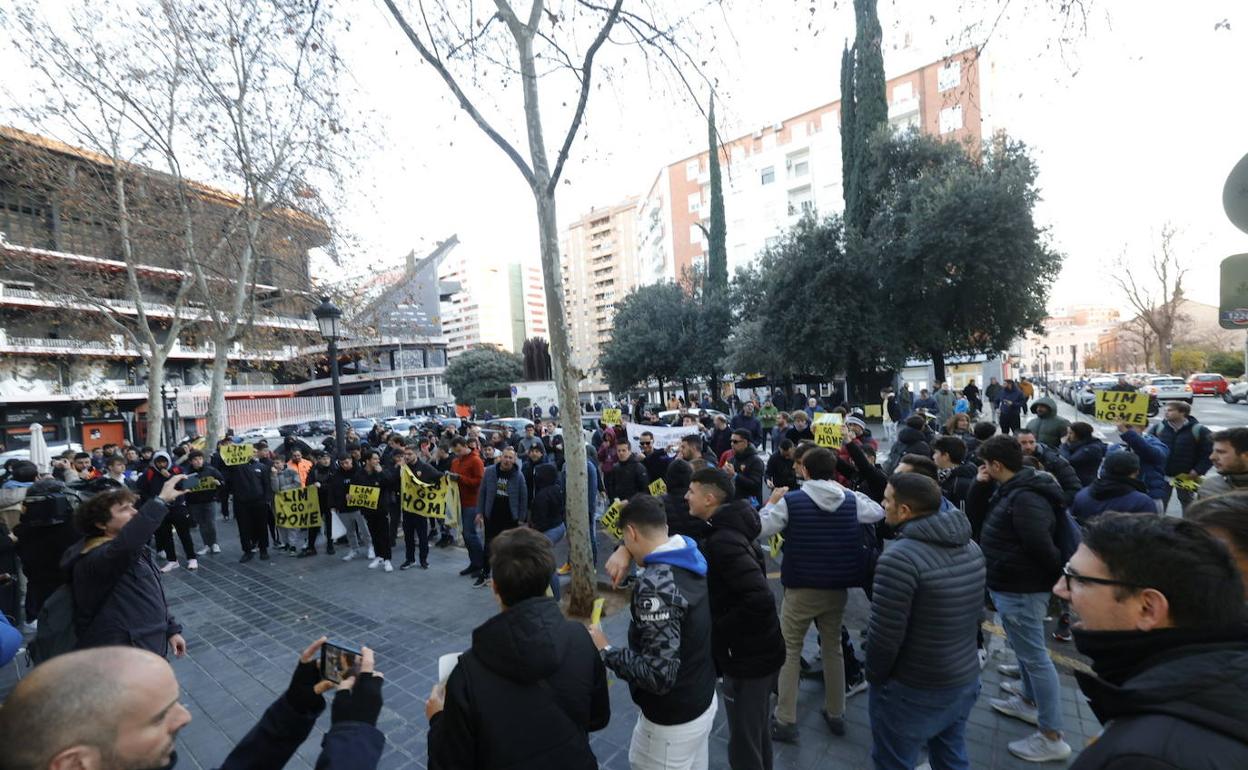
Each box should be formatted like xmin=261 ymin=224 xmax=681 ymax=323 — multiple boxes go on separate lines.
xmin=931 ymin=350 xmax=947 ymax=386
xmin=146 ymin=353 xmax=166 ymax=449
xmin=205 ymin=341 xmax=230 ymax=449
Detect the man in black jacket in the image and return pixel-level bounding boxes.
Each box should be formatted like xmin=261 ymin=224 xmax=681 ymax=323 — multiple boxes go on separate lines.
xmin=868 ymin=474 xmax=985 ymax=770
xmin=182 ymin=450 xmax=226 ymax=557
xmin=765 ymin=440 xmax=798 ymax=492
xmin=606 ymin=440 xmax=650 ymax=502
xmin=591 ymin=495 xmax=717 ymax=770
xmin=1057 ymin=513 xmax=1248 ymax=770
xmin=932 ymin=436 xmax=977 ymax=511
xmin=225 ymin=448 xmax=273 ymax=562
xmin=426 ymin=528 xmax=608 ymax=769
xmin=1148 ymin=401 xmax=1213 ymax=514
xmin=1018 ymin=430 xmax=1083 ymax=505
xmin=0 ymin=637 xmax=385 ymax=770
xmin=726 ymin=430 xmax=766 ymax=503
xmin=965 ymin=435 xmax=1071 ymax=763
xmin=638 ymin=431 xmax=671 ymax=487
xmin=687 ymin=468 xmax=784 ymax=770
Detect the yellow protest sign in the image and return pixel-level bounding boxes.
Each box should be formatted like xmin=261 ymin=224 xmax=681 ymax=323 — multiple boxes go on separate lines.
xmin=274 ymin=486 xmax=322 ymax=529
xmin=865 ymin=404 xmax=882 ymax=419
xmin=768 ymin=532 xmax=784 ymax=559
xmin=813 ymin=413 xmax=844 ymax=449
xmin=220 ymin=442 xmax=254 ymax=466
xmin=602 ymin=408 xmax=622 ymax=426
xmin=649 ymin=478 xmax=667 ymax=497
xmin=190 ymin=475 xmax=222 ymax=494
xmin=346 ymin=484 xmax=380 ymax=510
xmin=1095 ymin=391 xmax=1148 ymax=426
xmin=600 ymin=499 xmax=625 ymax=540
xmin=400 ymin=466 xmax=451 ymax=518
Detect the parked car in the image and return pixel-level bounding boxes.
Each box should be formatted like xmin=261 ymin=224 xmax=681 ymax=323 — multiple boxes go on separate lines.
xmin=1188 ymin=372 xmax=1230 ymax=396
xmin=1144 ymin=375 xmax=1193 ymax=404
xmin=1224 ymin=379 xmax=1248 ymax=404
xmin=484 ymin=417 xmax=535 ymax=434
xmin=1077 ymin=377 xmax=1123 ymax=414
xmin=0 ymin=442 xmax=84 ymax=465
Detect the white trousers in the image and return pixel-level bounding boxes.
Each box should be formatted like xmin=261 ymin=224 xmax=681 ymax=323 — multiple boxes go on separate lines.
xmin=628 ymin=694 xmax=718 ymax=770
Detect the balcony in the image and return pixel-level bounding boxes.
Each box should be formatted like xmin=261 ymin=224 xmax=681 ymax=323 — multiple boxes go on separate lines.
xmin=0 ymin=328 xmax=301 ymax=361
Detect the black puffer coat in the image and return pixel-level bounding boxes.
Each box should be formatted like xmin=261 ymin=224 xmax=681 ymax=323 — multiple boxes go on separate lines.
xmin=965 ymin=468 xmax=1064 ymax=594
xmin=1060 ymin=437 xmax=1106 ymax=488
xmin=428 ymin=597 xmax=609 ymax=770
xmin=703 ymin=500 xmax=785 ymax=679
xmin=1148 ymin=417 xmax=1214 ymax=477
xmin=866 ymin=504 xmax=985 ymax=688
xmin=885 ymin=426 xmax=932 ymax=474
xmin=1071 ymin=634 xmax=1248 ymax=770
xmin=1032 ymin=445 xmax=1083 ymax=505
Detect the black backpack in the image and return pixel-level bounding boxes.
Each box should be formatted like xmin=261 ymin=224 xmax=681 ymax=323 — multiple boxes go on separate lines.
xmin=28 ymin=583 xmax=77 ymax=663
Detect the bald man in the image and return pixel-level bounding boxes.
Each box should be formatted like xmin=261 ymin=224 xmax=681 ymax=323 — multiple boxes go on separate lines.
xmin=0 ymin=638 xmax=386 ymax=770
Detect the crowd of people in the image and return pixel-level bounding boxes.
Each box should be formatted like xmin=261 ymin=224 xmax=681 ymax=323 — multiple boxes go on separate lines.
xmin=2 ymin=382 xmax=1248 ymax=770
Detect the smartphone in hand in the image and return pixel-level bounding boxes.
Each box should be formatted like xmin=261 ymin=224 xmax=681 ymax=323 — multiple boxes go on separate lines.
xmin=320 ymin=640 xmax=362 ymax=684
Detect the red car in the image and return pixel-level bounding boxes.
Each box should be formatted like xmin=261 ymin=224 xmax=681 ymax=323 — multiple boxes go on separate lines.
xmin=1188 ymin=373 xmax=1229 ymax=395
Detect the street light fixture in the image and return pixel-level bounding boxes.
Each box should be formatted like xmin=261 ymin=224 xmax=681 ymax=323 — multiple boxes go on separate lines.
xmin=314 ymin=296 xmax=346 ymax=458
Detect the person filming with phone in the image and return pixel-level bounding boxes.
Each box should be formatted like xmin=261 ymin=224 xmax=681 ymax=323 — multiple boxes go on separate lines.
xmin=0 ymin=637 xmax=386 ymax=770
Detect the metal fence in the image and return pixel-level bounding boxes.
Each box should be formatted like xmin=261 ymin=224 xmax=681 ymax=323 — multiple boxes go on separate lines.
xmin=186 ymin=393 xmax=392 ymax=432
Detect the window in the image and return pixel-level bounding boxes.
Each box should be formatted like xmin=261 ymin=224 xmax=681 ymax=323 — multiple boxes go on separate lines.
xmin=939 ymin=105 xmax=964 ymax=134
xmin=892 ymin=81 xmax=914 ymax=104
xmin=938 ymin=60 xmax=961 ymax=92
xmin=687 ymin=192 xmax=701 ymax=213
xmin=790 ymin=159 xmax=809 ymax=177
xmin=689 ymin=223 xmax=703 ymax=245
xmin=685 ymin=159 xmax=700 ymax=179
xmin=760 ymin=166 xmax=775 ymax=185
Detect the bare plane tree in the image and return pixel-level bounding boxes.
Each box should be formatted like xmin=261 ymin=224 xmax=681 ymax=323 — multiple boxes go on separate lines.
xmin=379 ymin=0 xmax=714 ymax=614
xmin=1113 ymin=224 xmax=1189 ymax=374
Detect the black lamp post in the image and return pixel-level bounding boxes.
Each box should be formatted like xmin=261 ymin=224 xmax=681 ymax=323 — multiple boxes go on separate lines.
xmin=314 ymin=296 xmax=346 ymax=458
xmin=1042 ymin=345 xmax=1051 ymax=387
xmin=160 ymin=381 xmax=180 ymax=449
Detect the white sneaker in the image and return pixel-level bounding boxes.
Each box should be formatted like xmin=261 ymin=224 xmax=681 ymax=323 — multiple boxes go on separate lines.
xmin=998 ymin=663 xmax=1021 ymax=678
xmin=341 ymin=549 xmax=357 ymax=561
xmin=1000 ymin=679 xmax=1025 ymax=697
xmin=990 ymin=695 xmax=1039 ymax=726
xmin=196 ymin=546 xmax=210 ymax=556
xmin=160 ymin=561 xmax=180 ymax=574
xmin=1007 ymin=731 xmax=1072 ymax=763
xmin=367 ymin=546 xmax=376 ymax=559
xmin=211 ymin=543 xmax=221 ymax=554
xmin=367 ymin=557 xmax=383 ymax=569
xmin=383 ymin=559 xmax=394 ymax=573
xmin=187 ymin=559 xmax=199 ymax=571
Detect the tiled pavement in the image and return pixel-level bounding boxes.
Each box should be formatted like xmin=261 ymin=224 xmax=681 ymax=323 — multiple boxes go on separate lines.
xmin=4 ymin=512 xmax=1096 ymax=769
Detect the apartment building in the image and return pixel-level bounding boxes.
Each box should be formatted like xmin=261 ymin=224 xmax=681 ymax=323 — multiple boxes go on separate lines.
xmin=558 ymin=198 xmax=640 ymax=388
xmin=638 ymin=48 xmax=984 ymax=282
xmin=1017 ymin=306 xmax=1123 ymax=378
xmin=437 ymin=247 xmax=547 ymax=358
xmin=509 ymin=262 xmax=549 ymax=352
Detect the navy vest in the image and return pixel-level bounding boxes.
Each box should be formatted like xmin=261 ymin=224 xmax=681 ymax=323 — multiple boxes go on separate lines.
xmin=779 ymin=488 xmax=867 ymax=589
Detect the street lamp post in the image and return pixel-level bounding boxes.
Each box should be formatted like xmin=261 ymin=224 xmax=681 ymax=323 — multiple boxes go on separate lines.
xmin=160 ymin=381 xmax=180 ymax=449
xmin=1042 ymin=345 xmax=1051 ymax=389
xmin=314 ymin=297 xmax=346 ymax=458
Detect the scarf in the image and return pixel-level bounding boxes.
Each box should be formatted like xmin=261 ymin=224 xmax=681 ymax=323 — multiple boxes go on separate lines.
xmin=1073 ymin=624 xmax=1248 ymax=686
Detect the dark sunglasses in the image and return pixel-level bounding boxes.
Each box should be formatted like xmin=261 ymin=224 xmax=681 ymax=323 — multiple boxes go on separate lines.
xmin=639 ymin=441 xmax=652 ymax=446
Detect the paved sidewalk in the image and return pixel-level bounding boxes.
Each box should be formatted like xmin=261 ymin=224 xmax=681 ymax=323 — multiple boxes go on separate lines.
xmin=3 ymin=508 xmax=1095 ymax=768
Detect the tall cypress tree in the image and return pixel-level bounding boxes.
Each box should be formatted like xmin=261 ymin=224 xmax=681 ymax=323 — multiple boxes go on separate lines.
xmin=840 ymin=42 xmax=858 ymax=230
xmin=842 ymin=0 xmax=888 ymax=234
xmin=707 ymin=94 xmax=727 ymax=292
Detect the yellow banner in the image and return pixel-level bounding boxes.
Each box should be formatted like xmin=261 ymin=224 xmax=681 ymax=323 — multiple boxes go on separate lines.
xmin=274 ymin=486 xmax=322 ymax=529
xmin=220 ymin=443 xmax=254 ymax=466
xmin=813 ymin=413 xmax=844 ymax=449
xmin=401 ymin=465 xmax=451 ymax=518
xmin=768 ymin=532 xmax=784 ymax=559
xmin=346 ymin=484 xmax=380 ymax=510
xmin=649 ymin=478 xmax=667 ymax=496
xmin=601 ymin=408 xmax=622 ymax=426
xmin=600 ymin=499 xmax=625 ymax=540
xmin=865 ymin=404 xmax=882 ymax=419
xmin=1095 ymin=391 xmax=1148 ymax=426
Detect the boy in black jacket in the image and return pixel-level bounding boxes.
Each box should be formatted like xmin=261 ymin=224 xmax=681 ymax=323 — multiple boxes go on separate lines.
xmin=688 ymin=468 xmax=785 ymax=770
xmin=426 ymin=528 xmax=608 ymax=769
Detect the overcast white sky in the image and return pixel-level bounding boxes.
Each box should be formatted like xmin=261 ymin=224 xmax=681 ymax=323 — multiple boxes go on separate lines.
xmin=4 ymin=1 xmax=1244 ymax=314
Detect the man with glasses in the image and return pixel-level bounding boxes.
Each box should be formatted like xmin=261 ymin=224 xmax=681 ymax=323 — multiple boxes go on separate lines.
xmin=637 ymin=431 xmax=670 ymax=485
xmin=1055 ymin=512 xmax=1248 ymax=769
xmin=726 ymin=430 xmax=765 ymax=503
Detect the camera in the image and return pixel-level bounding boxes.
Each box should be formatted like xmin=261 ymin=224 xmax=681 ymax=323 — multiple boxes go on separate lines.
xmin=320 ymin=640 xmax=362 ymax=684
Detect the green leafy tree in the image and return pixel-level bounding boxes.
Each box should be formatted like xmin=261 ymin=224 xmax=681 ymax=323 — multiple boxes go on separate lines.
xmin=599 ymin=282 xmax=694 ymax=401
xmin=444 ymin=345 xmax=523 ymax=405
xmin=867 ymin=131 xmax=1062 ymax=383
xmin=1208 ymin=350 xmax=1245 ymax=378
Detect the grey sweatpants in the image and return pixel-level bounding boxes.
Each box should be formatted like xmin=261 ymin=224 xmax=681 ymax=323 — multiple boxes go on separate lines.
xmin=338 ymin=509 xmax=372 ymax=550
xmin=188 ymin=501 xmax=219 ymax=548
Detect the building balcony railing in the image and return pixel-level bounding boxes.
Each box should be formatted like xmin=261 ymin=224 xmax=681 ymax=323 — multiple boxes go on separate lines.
xmin=0 ymin=328 xmax=301 ymax=361
xmin=0 ymin=282 xmax=318 ymax=332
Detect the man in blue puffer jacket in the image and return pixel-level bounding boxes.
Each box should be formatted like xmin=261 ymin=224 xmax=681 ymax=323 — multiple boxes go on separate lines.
xmin=1103 ymin=422 xmax=1169 ymax=512
xmin=1069 ymin=451 xmax=1157 ymax=524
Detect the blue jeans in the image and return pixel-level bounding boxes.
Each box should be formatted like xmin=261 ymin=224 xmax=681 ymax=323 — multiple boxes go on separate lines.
xmin=869 ymin=678 xmax=980 ymax=770
xmin=462 ymin=506 xmax=484 ymax=571
xmin=990 ymin=590 xmax=1063 ymax=733
xmin=543 ymin=522 xmax=566 ymax=599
